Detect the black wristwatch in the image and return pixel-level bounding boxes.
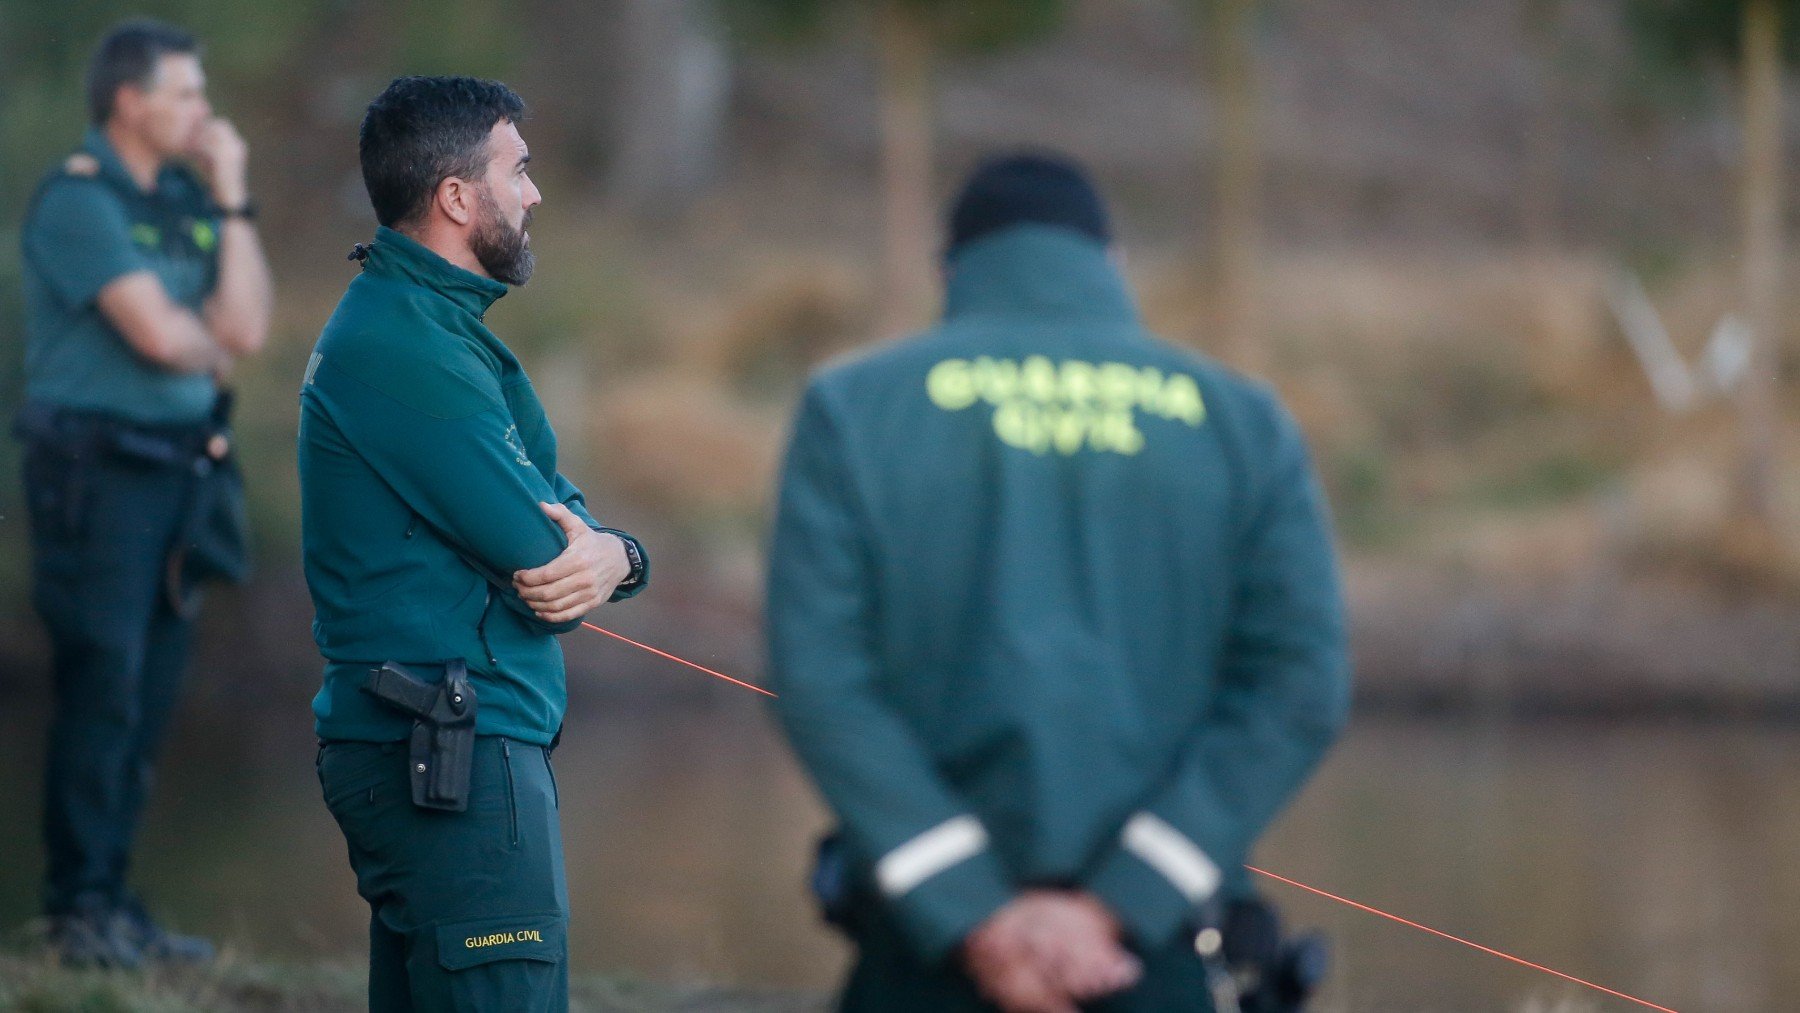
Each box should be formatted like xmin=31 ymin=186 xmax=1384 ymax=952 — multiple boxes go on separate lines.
xmin=215 ymin=199 xmax=259 ymax=221
xmin=603 ymin=529 xmax=646 ymax=589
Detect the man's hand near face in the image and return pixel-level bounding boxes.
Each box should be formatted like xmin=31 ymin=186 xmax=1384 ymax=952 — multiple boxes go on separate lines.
xmin=512 ymin=502 xmax=632 ymax=624
xmin=188 ymin=117 xmax=248 ymax=209
xmin=963 ymin=890 xmax=1143 ymax=1012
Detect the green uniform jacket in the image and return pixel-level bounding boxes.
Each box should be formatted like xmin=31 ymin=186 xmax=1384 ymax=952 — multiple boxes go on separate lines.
xmin=767 ymin=225 xmax=1350 ymax=966
xmin=299 ymin=226 xmax=645 ymax=745
xmin=20 ymin=127 xmax=219 ymax=425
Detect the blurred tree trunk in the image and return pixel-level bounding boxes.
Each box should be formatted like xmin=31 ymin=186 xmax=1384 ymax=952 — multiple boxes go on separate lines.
xmin=608 ymin=0 xmax=731 ymax=210
xmin=1737 ymin=0 xmax=1782 ymax=524
xmin=1519 ymin=0 xmax=1586 ymax=392
xmin=531 ymin=0 xmax=729 ymax=209
xmin=1205 ymin=0 xmax=1265 ymax=374
xmin=876 ymin=0 xmax=936 ymax=335
xmin=1520 ymin=0 xmax=1564 ymax=252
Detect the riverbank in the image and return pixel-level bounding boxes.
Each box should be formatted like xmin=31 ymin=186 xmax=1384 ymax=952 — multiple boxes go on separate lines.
xmin=4 ymin=553 xmax=1798 ymax=723
xmin=1348 ymin=558 xmax=1800 ymax=718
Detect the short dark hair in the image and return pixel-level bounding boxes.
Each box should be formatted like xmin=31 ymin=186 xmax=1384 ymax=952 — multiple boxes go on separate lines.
xmin=359 ymin=76 xmax=527 ymax=229
xmin=86 ymin=19 xmax=201 ymax=125
xmin=947 ymin=152 xmax=1112 ymax=256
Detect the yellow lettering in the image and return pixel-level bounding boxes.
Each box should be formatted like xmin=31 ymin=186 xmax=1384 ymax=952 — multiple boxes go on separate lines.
xmin=1020 ymin=356 xmax=1058 ymax=403
xmin=1050 ymin=407 xmax=1090 ymax=456
xmin=1097 ymin=363 xmax=1139 ymax=409
xmin=1059 ymin=360 xmax=1097 ymax=404
xmin=926 ymin=359 xmax=978 ymax=411
xmin=1096 ymin=411 xmax=1145 ymax=455
xmin=1158 ymin=373 xmax=1206 ymax=426
xmin=993 ymin=401 xmax=1048 ymax=454
xmin=1134 ymin=367 xmax=1165 ymax=411
xmin=972 ymin=358 xmax=1019 ymax=405
xmin=930 ymin=355 xmax=1201 ymax=455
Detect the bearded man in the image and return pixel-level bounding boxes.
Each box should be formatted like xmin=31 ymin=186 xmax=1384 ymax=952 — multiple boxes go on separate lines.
xmin=298 ymin=76 xmax=648 ymax=1012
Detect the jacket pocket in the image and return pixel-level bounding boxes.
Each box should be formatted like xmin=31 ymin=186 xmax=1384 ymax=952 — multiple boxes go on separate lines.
xmin=436 ymin=913 xmax=564 ymax=972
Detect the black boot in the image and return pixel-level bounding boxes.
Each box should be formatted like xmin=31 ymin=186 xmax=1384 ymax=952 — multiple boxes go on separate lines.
xmin=117 ymin=893 xmax=216 ymax=965
xmin=48 ymin=894 xmax=142 ymax=969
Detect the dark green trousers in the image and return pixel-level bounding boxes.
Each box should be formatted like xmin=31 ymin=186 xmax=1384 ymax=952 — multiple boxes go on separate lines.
xmin=839 ymin=912 xmax=1216 ymax=1013
xmin=318 ymin=736 xmax=570 ymax=1012
xmin=23 ymin=441 xmax=196 ymax=916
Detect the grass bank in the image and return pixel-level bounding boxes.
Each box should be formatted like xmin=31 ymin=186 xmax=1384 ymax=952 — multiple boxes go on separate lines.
xmin=0 ymin=950 xmax=824 ymax=1013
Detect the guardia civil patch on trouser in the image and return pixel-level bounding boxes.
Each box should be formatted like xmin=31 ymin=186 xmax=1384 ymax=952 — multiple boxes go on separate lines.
xmin=435 ymin=914 xmax=564 ymax=971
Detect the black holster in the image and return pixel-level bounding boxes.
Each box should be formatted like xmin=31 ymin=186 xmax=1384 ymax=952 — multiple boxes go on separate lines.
xmin=810 ymin=832 xmax=876 ymax=937
xmin=13 ymin=396 xmax=250 ymax=619
xmin=1193 ymin=895 xmax=1330 ymax=1013
xmin=360 ymin=660 xmax=478 ymax=812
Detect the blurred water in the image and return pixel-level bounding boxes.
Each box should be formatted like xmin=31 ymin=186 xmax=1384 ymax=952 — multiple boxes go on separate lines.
xmin=0 ymin=694 xmax=1793 ymax=1011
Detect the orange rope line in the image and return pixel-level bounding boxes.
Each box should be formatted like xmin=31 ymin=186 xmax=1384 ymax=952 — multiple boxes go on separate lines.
xmin=580 ymin=624 xmax=1676 ymax=1011
xmin=581 ymin=621 xmax=777 ymax=698
xmin=1246 ymin=866 xmax=1679 ymax=1012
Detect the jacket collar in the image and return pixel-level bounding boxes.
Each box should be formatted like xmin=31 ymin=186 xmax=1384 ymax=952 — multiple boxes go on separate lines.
xmin=81 ymin=126 xmax=161 ymax=196
xmin=358 ymin=225 xmax=508 ymax=319
xmin=941 ymin=224 xmax=1140 ymax=327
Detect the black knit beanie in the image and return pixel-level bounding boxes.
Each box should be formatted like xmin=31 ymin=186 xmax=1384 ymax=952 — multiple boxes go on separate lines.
xmin=946 ymin=152 xmax=1112 ymax=257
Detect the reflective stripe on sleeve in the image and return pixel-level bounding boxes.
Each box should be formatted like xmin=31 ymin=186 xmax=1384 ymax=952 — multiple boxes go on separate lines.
xmin=1121 ymin=811 xmax=1221 ymax=902
xmin=875 ymin=815 xmax=990 ymax=898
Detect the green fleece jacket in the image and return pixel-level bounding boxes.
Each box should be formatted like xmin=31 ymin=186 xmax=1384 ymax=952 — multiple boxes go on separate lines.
xmin=767 ymin=225 xmax=1350 ymax=965
xmin=299 ymin=226 xmax=645 ymax=745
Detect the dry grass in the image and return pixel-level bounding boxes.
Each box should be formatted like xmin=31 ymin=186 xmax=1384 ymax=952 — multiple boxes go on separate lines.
xmin=0 ymin=949 xmax=824 ymax=1013
xmin=248 ymin=193 xmax=1800 ymax=596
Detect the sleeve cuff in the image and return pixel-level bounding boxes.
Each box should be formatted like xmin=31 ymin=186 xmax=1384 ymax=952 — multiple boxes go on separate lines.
xmin=598 ymin=528 xmax=649 ymax=601
xmin=1088 ymin=812 xmax=1221 ymax=951
xmin=876 ymin=815 xmax=1014 ymax=965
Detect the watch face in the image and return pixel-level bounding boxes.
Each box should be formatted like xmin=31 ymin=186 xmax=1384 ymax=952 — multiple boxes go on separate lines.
xmin=615 ymin=535 xmax=643 ymax=582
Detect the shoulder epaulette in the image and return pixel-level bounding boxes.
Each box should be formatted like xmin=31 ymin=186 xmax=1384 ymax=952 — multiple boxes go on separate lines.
xmin=61 ymin=153 xmax=100 ymax=178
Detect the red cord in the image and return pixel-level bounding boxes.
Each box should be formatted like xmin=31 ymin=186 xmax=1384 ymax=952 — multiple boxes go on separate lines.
xmin=579 ymin=624 xmax=1677 ymax=1011
xmin=1247 ymin=866 xmax=1680 ymax=1012
xmin=581 ymin=622 xmax=777 ymax=698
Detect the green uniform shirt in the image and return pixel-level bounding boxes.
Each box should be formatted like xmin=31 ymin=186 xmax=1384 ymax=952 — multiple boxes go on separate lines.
xmin=767 ymin=225 xmax=1351 ymax=964
xmin=21 ymin=127 xmax=220 ymax=424
xmin=299 ymin=226 xmax=646 ymax=746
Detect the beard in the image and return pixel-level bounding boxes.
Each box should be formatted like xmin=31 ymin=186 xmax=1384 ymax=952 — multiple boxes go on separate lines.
xmin=472 ymin=187 xmax=535 ymax=286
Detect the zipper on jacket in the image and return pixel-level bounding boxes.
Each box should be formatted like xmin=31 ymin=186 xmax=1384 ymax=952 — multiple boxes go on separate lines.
xmin=476 ymin=587 xmax=498 ymax=668
xmin=403 ymin=515 xmax=417 ymax=538
xmin=543 ymin=747 xmax=558 ymax=810
xmin=501 ymin=739 xmax=519 ymax=847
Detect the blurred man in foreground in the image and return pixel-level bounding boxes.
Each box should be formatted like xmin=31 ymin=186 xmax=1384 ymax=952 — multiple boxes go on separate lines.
xmin=299 ymin=76 xmax=647 ymax=1011
xmin=767 ymin=154 xmax=1350 ymax=1011
xmin=15 ymin=17 xmax=271 ymax=967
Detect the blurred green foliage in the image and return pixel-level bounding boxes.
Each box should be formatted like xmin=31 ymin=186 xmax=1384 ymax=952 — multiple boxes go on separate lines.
xmin=1 ymin=2 xmax=325 ymax=213
xmin=1626 ymin=0 xmax=1800 ymax=66
xmin=1327 ymin=444 xmax=1401 ymax=548
xmin=1466 ymin=450 xmax=1621 ymax=511
xmin=716 ymin=0 xmax=1067 ymax=53
xmin=0 ymin=2 xmax=543 ymax=611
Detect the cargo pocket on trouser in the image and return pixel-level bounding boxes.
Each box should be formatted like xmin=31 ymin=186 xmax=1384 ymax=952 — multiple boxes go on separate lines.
xmin=427 ymin=913 xmax=567 ymax=1013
